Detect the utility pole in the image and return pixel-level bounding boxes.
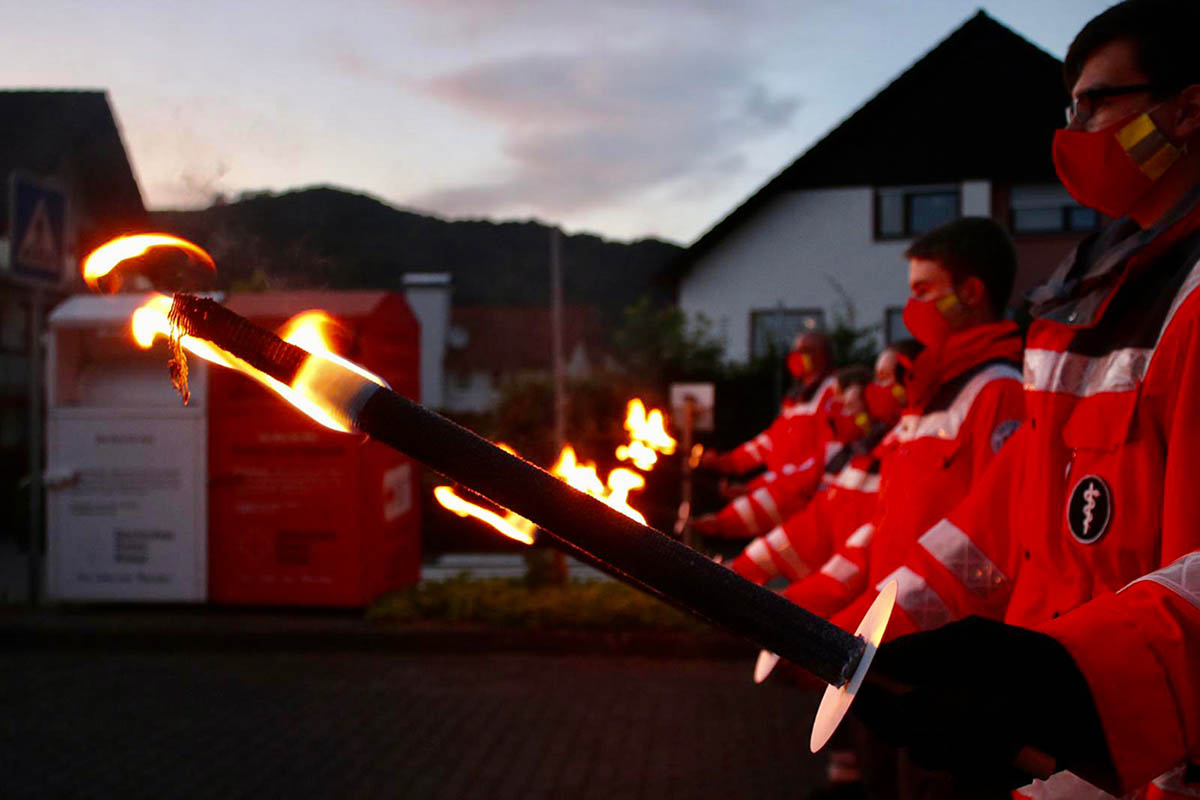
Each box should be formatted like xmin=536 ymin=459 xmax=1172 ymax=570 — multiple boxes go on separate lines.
xmin=550 ymin=228 xmax=566 ymax=450
xmin=549 ymin=228 xmax=567 ymax=582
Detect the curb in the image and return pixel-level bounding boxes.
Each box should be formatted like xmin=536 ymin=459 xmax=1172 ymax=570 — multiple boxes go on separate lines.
xmin=0 ymin=609 xmax=757 ymax=660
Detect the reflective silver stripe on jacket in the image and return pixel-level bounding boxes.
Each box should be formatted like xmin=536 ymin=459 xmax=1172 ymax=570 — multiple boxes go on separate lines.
xmin=918 ymin=519 xmax=1008 ymax=599
xmin=834 ymin=466 xmax=879 ymax=493
xmin=744 ymin=538 xmax=778 ymax=578
xmin=820 ymin=554 xmax=859 ymax=586
xmin=783 ymin=458 xmax=815 ymax=476
xmin=751 ymin=487 xmax=782 ymax=525
xmin=1016 ymin=770 xmax=1127 ymax=800
xmin=1127 ymin=550 xmax=1200 ymax=611
xmin=845 ymin=523 xmax=875 ymax=549
xmin=881 ymin=566 xmax=952 ymax=630
xmin=732 ymin=496 xmax=757 ymax=531
xmin=1024 ymin=257 xmax=1200 ymax=397
xmin=1152 ymin=764 xmax=1200 ymax=797
xmin=1023 ymin=347 xmax=1151 ymax=397
xmin=894 ymin=364 xmax=1022 ymax=442
xmin=765 ymin=526 xmax=811 ymax=579
xmin=783 ymin=375 xmax=839 ymax=418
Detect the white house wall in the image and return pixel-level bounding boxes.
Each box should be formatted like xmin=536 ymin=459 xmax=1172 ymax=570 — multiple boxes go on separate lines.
xmin=961 ymin=180 xmax=992 ymax=217
xmin=678 ymin=184 xmax=989 ymax=363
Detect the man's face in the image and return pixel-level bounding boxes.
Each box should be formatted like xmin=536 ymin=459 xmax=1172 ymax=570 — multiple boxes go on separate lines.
xmin=907 ymin=257 xmax=955 ymax=302
xmin=874 ymin=349 xmax=900 ymax=385
xmin=839 ymin=383 xmax=866 ymax=417
xmin=1069 ymin=37 xmax=1156 ymax=132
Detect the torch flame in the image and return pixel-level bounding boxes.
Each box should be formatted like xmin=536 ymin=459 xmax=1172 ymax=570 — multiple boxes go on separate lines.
xmin=433 ymin=487 xmax=537 ymax=545
xmin=615 ymin=399 xmax=677 ymax=470
xmin=433 ymin=444 xmax=537 ymax=545
xmin=551 ymin=446 xmax=646 ymax=525
xmin=278 ymin=310 xmax=389 ymax=391
xmin=82 ymin=234 xmax=216 ymax=291
xmin=130 ymin=299 xmax=386 ymax=433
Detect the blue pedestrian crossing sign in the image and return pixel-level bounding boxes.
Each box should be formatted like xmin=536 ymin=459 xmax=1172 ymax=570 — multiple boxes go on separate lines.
xmin=10 ymin=173 xmax=67 ymax=285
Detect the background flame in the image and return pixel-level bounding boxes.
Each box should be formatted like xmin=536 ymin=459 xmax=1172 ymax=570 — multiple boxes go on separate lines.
xmin=82 ymin=233 xmax=216 ymax=291
xmin=434 ymin=400 xmax=675 ymax=544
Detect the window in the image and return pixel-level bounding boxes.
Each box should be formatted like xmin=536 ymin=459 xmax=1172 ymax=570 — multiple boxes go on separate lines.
xmin=1010 ymin=185 xmax=1100 ymax=234
xmin=749 ymin=308 xmax=825 ymax=360
xmin=883 ymin=307 xmax=908 ymax=345
xmin=875 ymin=185 xmax=960 ymax=240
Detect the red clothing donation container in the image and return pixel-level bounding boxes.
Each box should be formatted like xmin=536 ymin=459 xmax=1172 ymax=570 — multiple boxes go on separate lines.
xmin=207 ymin=291 xmax=421 ymax=606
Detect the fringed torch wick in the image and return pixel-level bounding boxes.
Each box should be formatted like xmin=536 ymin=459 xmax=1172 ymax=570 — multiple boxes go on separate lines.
xmin=165 ymin=293 xmax=191 ymax=405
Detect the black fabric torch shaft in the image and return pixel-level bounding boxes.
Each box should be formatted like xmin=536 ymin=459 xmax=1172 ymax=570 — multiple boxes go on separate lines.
xmin=170 ymin=294 xmax=866 ymax=687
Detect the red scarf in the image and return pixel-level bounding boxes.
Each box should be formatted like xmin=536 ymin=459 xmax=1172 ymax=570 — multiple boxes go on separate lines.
xmin=905 ymin=321 xmax=1023 ymax=413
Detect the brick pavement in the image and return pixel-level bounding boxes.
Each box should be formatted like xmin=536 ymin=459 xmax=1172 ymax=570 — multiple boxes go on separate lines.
xmin=0 ymin=650 xmax=828 ymax=799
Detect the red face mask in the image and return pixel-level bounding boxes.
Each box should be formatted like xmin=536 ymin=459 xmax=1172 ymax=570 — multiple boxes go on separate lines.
xmin=902 ymin=292 xmax=962 ymax=348
xmin=1052 ymin=111 xmax=1181 ymax=219
xmin=787 ymin=350 xmax=815 ymax=380
xmin=833 ymin=409 xmax=871 ymax=444
xmin=864 ymin=381 xmax=905 ymax=425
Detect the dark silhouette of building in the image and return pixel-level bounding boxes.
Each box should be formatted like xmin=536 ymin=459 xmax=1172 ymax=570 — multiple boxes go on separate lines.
xmin=0 ymin=90 xmax=145 ymax=595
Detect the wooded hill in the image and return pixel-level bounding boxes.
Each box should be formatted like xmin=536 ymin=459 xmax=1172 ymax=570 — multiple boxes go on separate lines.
xmin=152 ymin=187 xmax=682 ymax=317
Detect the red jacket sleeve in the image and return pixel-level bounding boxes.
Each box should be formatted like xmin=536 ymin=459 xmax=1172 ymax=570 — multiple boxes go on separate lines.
xmin=716 ymin=412 xmax=790 ymax=475
xmin=1038 ymin=554 xmax=1200 ymax=793
xmin=875 ymin=423 xmax=1027 ymax=638
xmin=730 ymin=494 xmax=832 ymax=585
xmin=782 ymin=519 xmax=876 ymax=624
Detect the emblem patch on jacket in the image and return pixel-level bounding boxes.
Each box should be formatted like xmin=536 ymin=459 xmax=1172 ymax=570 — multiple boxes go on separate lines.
xmin=1067 ymin=474 xmax=1113 ymax=543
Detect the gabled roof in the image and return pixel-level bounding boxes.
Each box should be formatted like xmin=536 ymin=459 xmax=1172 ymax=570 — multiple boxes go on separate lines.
xmin=680 ymin=10 xmax=1068 ymax=265
xmin=0 ymin=90 xmax=145 ymax=250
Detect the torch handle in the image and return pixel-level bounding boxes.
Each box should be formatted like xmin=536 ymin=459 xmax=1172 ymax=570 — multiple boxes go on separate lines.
xmin=354 ymin=385 xmax=865 ymax=687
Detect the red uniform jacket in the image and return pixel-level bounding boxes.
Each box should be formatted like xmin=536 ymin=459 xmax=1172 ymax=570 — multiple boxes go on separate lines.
xmin=712 ymin=375 xmax=837 ymax=476
xmin=875 ymin=205 xmax=1200 ymax=795
xmin=729 ymin=451 xmax=882 ymax=585
xmin=707 ymin=376 xmax=839 ymax=537
xmin=783 ymin=324 xmax=1026 ymax=627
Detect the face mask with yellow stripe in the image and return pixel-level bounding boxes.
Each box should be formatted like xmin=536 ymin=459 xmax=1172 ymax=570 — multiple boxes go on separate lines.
xmin=1053 ymin=108 xmax=1183 ymax=219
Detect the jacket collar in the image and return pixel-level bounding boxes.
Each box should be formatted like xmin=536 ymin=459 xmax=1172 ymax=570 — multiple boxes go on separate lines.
xmin=1029 ymin=184 xmax=1200 ymax=329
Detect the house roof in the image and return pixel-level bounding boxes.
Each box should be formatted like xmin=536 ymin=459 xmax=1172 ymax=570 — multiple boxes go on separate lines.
xmin=0 ymin=90 xmax=146 ymax=250
xmin=678 ymin=10 xmax=1068 ymax=269
xmin=446 ymin=305 xmax=608 ymax=374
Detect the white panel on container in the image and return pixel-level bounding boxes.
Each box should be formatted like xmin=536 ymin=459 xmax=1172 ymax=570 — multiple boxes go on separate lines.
xmin=46 ymin=411 xmax=207 ymax=601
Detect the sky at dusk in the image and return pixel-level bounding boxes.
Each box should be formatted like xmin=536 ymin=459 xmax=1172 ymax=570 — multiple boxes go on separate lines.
xmin=5 ymin=0 xmax=1114 ymax=244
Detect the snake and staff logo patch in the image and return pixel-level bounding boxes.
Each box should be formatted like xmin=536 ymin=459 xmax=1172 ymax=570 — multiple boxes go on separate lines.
xmin=1067 ymin=475 xmax=1113 ymax=544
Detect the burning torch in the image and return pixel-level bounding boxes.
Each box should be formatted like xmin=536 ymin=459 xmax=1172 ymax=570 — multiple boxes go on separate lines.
xmin=82 ymin=236 xmax=897 ymax=753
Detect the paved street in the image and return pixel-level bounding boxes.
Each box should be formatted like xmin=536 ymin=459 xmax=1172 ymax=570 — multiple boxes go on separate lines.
xmin=1 ymin=649 xmax=827 ymax=799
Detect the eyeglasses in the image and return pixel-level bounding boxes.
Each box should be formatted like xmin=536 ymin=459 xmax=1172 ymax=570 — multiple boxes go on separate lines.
xmin=1065 ymin=83 xmax=1160 ymax=126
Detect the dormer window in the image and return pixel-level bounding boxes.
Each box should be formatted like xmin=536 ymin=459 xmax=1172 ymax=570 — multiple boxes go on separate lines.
xmin=874 ymin=185 xmax=960 ymax=240
xmin=1009 ymin=185 xmax=1100 ymax=233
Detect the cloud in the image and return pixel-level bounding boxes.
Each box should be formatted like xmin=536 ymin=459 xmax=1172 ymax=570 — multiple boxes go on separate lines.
xmin=408 ymin=45 xmax=799 ymax=218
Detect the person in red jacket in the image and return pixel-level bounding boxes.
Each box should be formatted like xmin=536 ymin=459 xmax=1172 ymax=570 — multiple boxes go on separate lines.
xmin=696 ymin=330 xmax=837 ymax=485
xmin=780 ymin=217 xmax=1026 ymax=626
xmin=695 ymin=364 xmax=872 ymax=539
xmin=726 ymin=342 xmax=920 ymax=586
xmin=851 ymin=3 xmax=1200 ymax=796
